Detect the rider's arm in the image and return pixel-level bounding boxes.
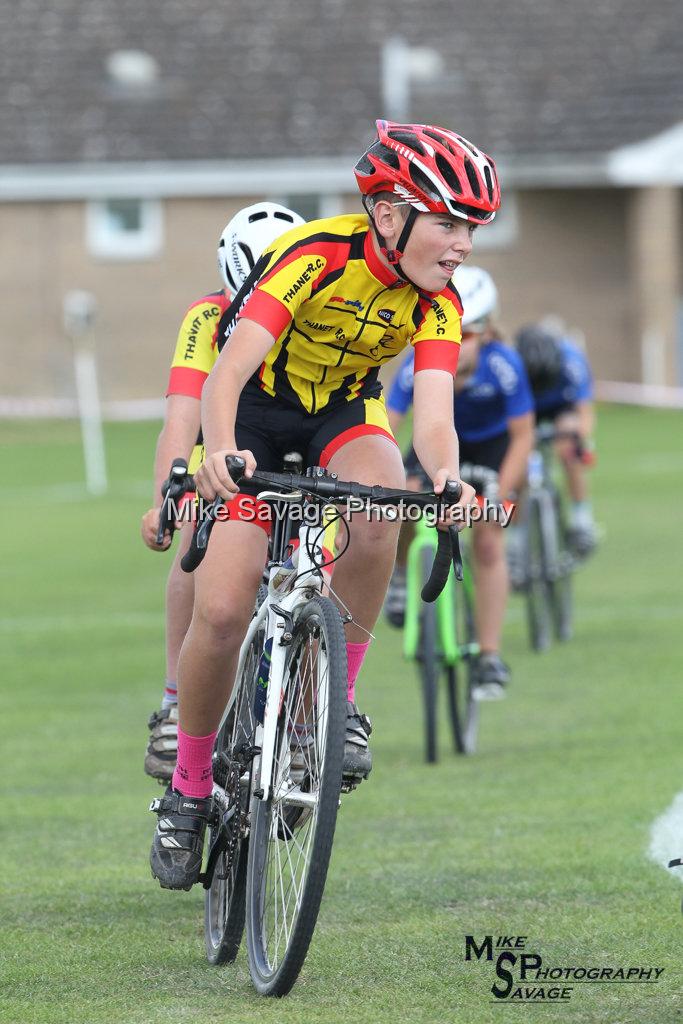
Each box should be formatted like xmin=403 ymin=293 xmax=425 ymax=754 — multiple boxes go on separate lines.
xmin=498 ymin=411 xmax=534 ymax=498
xmin=141 ymin=395 xmax=201 ymax=550
xmin=412 ymin=368 xmax=461 ymax=485
xmin=152 ymin=395 xmax=201 ymax=505
xmin=141 ymin=295 xmax=221 ymax=549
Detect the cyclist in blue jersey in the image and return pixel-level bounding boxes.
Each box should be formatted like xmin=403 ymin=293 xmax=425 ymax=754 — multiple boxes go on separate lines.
xmin=386 ymin=266 xmax=534 ymax=698
xmin=515 ymin=322 xmax=597 ymax=556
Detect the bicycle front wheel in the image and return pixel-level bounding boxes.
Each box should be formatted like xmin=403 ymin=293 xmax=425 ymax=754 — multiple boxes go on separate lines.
xmin=246 ymin=595 xmax=346 ymax=996
xmin=204 ymin=585 xmax=266 ymax=965
xmin=524 ymin=493 xmax=552 ymax=651
xmin=550 ymin=493 xmax=574 ymax=642
xmin=447 ymin=574 xmax=479 ymax=755
xmin=417 ymin=546 xmax=439 ymax=763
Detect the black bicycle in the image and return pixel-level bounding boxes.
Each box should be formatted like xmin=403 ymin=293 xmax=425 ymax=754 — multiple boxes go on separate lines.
xmin=518 ymin=425 xmax=580 ymax=650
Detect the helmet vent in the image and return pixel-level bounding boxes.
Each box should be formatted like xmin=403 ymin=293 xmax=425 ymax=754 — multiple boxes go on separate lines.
xmin=387 ymin=130 xmax=426 ymax=155
xmin=424 ymin=129 xmax=453 ymax=155
xmin=456 ymin=135 xmax=479 ymax=158
xmin=464 ymin=159 xmax=481 ymax=199
xmin=274 ymin=211 xmax=295 ymax=222
xmin=435 ymin=153 xmax=462 ymax=195
xmin=483 ymin=165 xmax=494 ymax=202
xmin=248 ymin=211 xmax=268 ymax=223
xmin=238 ymin=241 xmax=255 ymax=270
xmin=374 ymin=143 xmax=400 ymax=169
xmin=355 ymin=153 xmax=376 ymax=175
xmin=408 ymin=161 xmax=439 ymax=199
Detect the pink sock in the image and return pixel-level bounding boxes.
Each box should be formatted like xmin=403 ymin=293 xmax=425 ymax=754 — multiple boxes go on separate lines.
xmin=346 ymin=640 xmax=370 ymax=703
xmin=172 ymin=727 xmax=217 ymax=798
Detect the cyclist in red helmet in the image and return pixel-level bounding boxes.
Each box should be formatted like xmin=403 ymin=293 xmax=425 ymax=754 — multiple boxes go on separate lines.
xmin=149 ymin=120 xmax=500 ymax=892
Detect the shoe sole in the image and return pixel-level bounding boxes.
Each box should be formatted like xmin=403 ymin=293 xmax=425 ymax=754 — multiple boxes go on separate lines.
xmin=144 ymin=756 xmax=176 ymax=781
xmin=472 ymin=686 xmax=506 ymax=702
xmin=150 ymin=868 xmax=195 ymax=892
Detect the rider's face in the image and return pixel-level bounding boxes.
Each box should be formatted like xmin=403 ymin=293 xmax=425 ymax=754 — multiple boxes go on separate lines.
xmin=400 ymin=214 xmax=475 ymax=293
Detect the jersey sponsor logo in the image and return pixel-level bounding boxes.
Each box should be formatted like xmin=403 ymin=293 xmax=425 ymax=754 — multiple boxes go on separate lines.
xmin=369 ymin=335 xmax=396 ymax=359
xmin=183 ymin=306 xmax=219 ymax=360
xmin=330 ymin=296 xmax=364 ymax=312
xmin=303 ymin=318 xmax=334 ymax=333
xmin=430 ymin=300 xmax=449 ymax=336
xmin=377 ymin=308 xmax=395 ymax=323
xmin=282 ymin=260 xmax=325 ymax=304
xmin=488 ymin=352 xmax=519 ymax=395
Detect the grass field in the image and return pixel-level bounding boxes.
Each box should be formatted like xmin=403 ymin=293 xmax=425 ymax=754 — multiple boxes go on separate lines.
xmin=1 ymin=405 xmax=682 ymax=1024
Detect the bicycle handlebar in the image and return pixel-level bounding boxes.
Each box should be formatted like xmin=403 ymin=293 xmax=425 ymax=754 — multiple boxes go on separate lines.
xmin=156 ymin=458 xmax=193 ymax=546
xmin=180 ymin=456 xmax=464 ymax=598
xmin=535 ymin=423 xmax=585 ymax=456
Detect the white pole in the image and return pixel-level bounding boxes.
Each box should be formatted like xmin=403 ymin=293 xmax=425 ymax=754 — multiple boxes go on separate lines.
xmin=73 ymin=346 xmax=108 ymax=495
xmin=64 ymin=290 xmax=108 ymax=496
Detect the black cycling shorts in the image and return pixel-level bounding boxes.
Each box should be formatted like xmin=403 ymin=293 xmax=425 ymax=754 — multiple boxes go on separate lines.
xmin=233 ymin=382 xmax=398 ymax=496
xmin=535 ymin=401 xmax=576 ymax=424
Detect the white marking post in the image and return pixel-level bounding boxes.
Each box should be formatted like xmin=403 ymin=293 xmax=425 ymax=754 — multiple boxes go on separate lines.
xmin=63 ymin=290 xmax=108 ymax=495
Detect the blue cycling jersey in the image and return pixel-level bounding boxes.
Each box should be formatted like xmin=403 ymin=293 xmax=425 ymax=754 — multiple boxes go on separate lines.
xmin=386 ymin=339 xmax=534 ymax=442
xmin=534 ymin=338 xmax=593 ymax=412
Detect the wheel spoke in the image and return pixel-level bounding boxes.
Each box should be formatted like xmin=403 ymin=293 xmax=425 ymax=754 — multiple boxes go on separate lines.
xmin=258 ymin=618 xmax=329 ymax=965
xmin=247 ymin=597 xmax=345 ymax=994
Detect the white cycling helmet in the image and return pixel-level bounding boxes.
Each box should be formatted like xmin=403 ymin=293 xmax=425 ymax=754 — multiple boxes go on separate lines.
xmin=454 ymin=265 xmax=498 ymax=329
xmin=217 ymin=202 xmax=305 ymax=294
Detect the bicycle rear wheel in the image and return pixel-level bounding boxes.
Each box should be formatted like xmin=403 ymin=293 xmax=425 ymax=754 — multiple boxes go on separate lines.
xmin=204 ymin=585 xmax=266 ymax=966
xmin=524 ymin=493 xmax=552 ymax=651
xmin=446 ymin=576 xmax=479 ymax=755
xmin=245 ymin=595 xmax=346 ymax=996
xmin=417 ymin=547 xmax=439 ymax=763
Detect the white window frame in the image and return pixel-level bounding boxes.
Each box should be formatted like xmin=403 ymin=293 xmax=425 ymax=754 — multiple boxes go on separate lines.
xmin=86 ymin=198 xmax=163 ymax=260
xmin=272 ymin=193 xmax=343 ymax=222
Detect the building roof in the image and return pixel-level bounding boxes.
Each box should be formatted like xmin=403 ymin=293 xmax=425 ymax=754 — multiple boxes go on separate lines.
xmin=2 ymin=0 xmax=681 ymax=177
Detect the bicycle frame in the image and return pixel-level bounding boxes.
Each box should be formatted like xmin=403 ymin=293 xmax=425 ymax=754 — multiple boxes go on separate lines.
xmin=217 ymin=516 xmax=327 ymax=806
xmin=403 ymin=518 xmax=477 ymax=665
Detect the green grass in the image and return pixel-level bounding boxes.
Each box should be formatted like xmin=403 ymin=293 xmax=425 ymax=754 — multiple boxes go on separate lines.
xmin=1 ymin=407 xmax=682 ymax=1024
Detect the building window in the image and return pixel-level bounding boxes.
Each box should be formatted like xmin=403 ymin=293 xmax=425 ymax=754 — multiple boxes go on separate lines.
xmin=276 ymin=194 xmax=343 ymax=222
xmin=86 ymin=198 xmax=163 ymax=259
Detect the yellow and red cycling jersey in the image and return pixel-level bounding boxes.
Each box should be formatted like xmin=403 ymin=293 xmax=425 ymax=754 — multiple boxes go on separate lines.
xmin=229 ymin=214 xmax=464 ymax=415
xmin=166 ymin=290 xmax=231 ymax=400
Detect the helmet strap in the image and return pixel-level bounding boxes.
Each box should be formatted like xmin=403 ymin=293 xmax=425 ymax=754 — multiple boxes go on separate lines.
xmin=364 ymin=199 xmax=421 ymax=288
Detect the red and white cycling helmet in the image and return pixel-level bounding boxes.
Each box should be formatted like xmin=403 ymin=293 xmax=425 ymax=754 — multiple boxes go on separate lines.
xmin=355 ymin=120 xmax=500 ymax=226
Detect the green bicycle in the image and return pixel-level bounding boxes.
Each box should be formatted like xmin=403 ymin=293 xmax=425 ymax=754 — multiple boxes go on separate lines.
xmin=403 ymin=513 xmax=479 ymax=761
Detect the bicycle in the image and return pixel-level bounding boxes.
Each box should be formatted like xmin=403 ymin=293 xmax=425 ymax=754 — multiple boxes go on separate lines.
xmin=403 ymin=502 xmax=477 ymax=760
xmin=169 ymin=454 xmax=463 ymax=996
xmin=403 ymin=462 xmax=512 ymax=761
xmin=516 ymin=424 xmax=580 ymax=651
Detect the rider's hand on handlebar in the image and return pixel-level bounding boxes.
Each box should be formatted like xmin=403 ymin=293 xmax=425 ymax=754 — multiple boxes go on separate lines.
xmin=432 ymin=468 xmax=477 ymax=531
xmin=194 ymin=448 xmax=256 ymax=501
xmin=141 ymin=507 xmax=174 ymax=551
